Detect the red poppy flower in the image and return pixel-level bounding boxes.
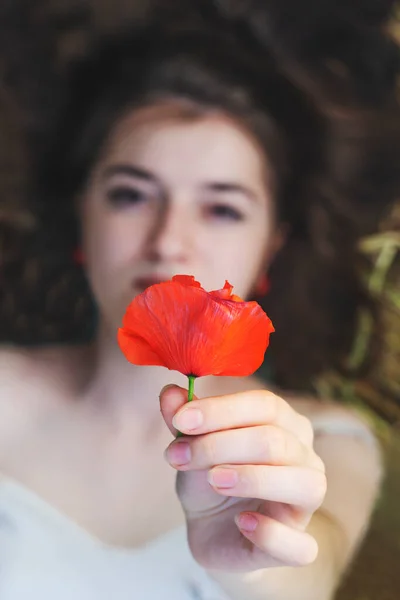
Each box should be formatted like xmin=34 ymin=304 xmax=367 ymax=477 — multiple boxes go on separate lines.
xmin=118 ymin=275 xmax=274 ymax=378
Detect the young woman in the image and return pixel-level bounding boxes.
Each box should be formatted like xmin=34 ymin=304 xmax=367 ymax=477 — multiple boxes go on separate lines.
xmin=0 ymin=2 xmax=399 ymax=599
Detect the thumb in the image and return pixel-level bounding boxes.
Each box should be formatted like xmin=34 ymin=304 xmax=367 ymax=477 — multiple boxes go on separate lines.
xmin=160 ymin=384 xmax=197 ymax=436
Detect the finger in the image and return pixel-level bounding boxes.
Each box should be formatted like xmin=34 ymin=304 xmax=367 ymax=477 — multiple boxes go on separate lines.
xmin=208 ymin=465 xmax=327 ymax=512
xmin=160 ymin=384 xmax=197 ymax=436
xmin=234 ymin=512 xmax=318 ymax=568
xmin=172 ymin=390 xmax=314 ymax=446
xmin=165 ymin=425 xmax=322 ymax=471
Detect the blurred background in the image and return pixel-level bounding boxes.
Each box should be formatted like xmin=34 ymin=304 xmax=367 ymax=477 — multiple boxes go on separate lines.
xmin=0 ymin=1 xmax=399 ymax=598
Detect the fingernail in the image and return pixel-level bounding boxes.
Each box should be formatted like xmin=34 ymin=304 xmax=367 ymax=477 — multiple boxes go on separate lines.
xmin=208 ymin=468 xmax=238 ymax=489
xmin=165 ymin=442 xmax=191 ymax=466
xmin=173 ymin=408 xmax=203 ymax=432
xmin=235 ymin=513 xmax=258 ymax=533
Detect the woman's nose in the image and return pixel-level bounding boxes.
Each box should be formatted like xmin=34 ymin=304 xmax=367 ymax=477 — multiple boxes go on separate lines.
xmin=146 ymin=200 xmax=193 ymax=263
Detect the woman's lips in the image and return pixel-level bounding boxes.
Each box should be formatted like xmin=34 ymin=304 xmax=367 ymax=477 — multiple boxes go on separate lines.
xmin=133 ymin=275 xmax=168 ymax=292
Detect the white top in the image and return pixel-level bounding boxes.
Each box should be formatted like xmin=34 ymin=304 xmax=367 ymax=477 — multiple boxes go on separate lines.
xmin=0 ymin=411 xmax=379 ymax=600
xmin=0 ymin=481 xmax=229 ymax=600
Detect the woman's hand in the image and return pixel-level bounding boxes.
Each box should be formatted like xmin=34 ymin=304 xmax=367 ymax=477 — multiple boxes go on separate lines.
xmin=160 ymin=385 xmax=326 ymax=572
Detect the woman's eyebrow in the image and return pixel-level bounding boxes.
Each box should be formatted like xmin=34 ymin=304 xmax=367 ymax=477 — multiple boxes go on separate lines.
xmin=103 ymin=164 xmax=159 ymax=184
xmin=204 ymin=181 xmax=258 ymax=203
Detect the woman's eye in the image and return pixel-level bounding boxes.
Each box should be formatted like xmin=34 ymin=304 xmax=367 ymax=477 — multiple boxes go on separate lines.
xmin=106 ymin=186 xmax=148 ymax=207
xmin=206 ymin=204 xmax=244 ymax=222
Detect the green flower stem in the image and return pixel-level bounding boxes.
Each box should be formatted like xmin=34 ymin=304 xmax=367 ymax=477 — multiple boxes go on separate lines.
xmin=176 ymin=375 xmax=196 ymax=438
xmin=188 ymin=375 xmax=196 ymax=403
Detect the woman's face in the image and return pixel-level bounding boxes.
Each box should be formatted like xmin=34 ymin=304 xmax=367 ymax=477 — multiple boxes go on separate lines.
xmin=80 ymin=106 xmax=282 ymax=332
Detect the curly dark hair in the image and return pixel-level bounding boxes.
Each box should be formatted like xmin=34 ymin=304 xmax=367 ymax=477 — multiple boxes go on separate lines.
xmin=1 ymin=0 xmax=400 ymax=390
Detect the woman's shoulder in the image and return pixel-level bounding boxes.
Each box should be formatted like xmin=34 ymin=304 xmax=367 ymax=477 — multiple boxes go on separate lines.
xmin=285 ymin=393 xmax=378 ymax=445
xmin=0 ymin=343 xmax=93 ymax=444
xmin=217 ymin=373 xmax=379 ymax=445
xmin=0 ymin=343 xmax=93 ymax=386
xmin=0 ymin=343 xmax=70 ymax=369
xmin=0 ymin=345 xmax=57 ymax=400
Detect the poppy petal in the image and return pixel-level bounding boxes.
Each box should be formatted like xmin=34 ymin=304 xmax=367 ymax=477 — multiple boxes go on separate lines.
xmin=117 ymin=328 xmax=166 ymax=367
xmin=172 ymin=275 xmax=202 ymax=288
xmin=200 ymin=301 xmax=274 ymax=376
xmin=121 ymin=282 xmax=210 ymax=374
xmin=210 ymin=281 xmax=244 ymax=302
xmin=118 ymin=277 xmax=274 ymax=377
xmin=180 ymin=296 xmax=273 ymax=376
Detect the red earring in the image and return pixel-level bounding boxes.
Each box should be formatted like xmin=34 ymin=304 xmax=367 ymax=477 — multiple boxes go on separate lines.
xmin=255 ymin=273 xmax=269 ymax=296
xmin=73 ymin=247 xmax=85 ymax=265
